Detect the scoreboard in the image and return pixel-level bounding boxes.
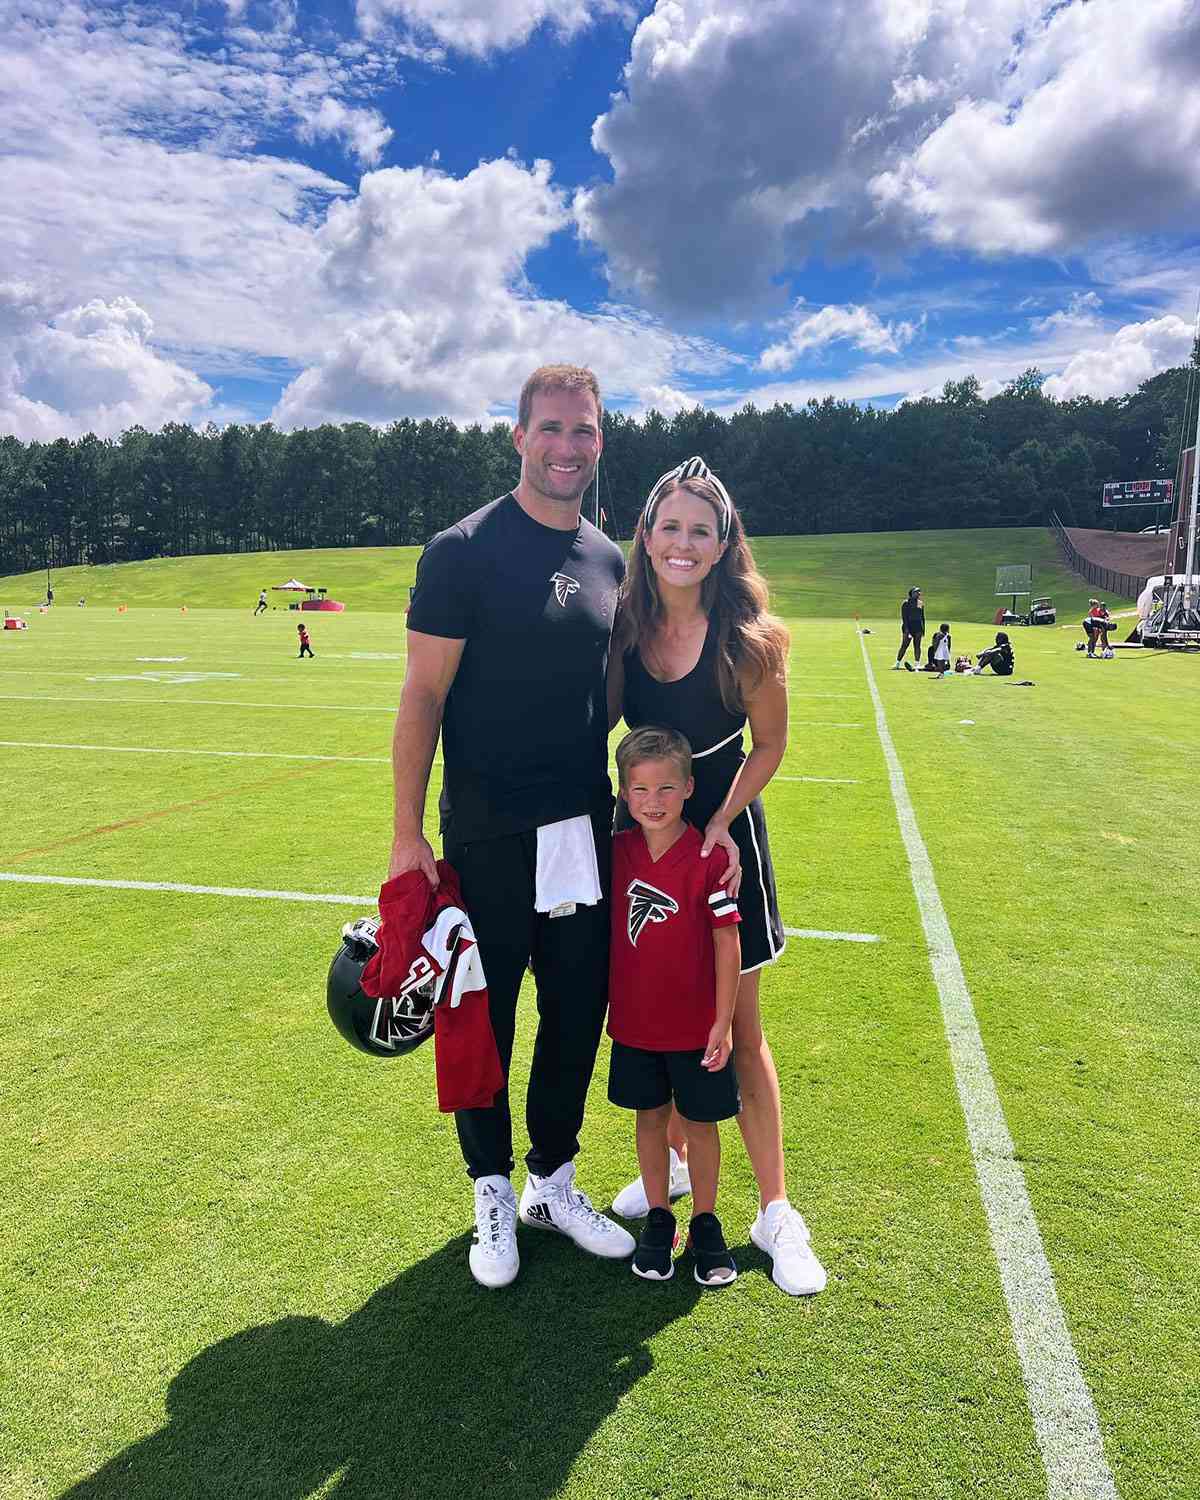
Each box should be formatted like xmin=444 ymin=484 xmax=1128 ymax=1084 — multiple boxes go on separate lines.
xmin=1101 ymin=478 xmax=1173 ymax=507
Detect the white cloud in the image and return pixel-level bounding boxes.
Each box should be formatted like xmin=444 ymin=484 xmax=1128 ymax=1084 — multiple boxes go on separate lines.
xmin=869 ymin=0 xmax=1200 ymax=256
xmin=1042 ymin=314 xmax=1194 ymax=401
xmin=1029 ymin=290 xmax=1103 ymax=335
xmin=579 ymin=0 xmax=1040 ymax=314
xmin=354 ymin=0 xmax=633 ymax=56
xmin=0 ymin=295 xmax=213 ymax=440
xmin=760 ymin=302 xmax=919 ymax=371
xmin=296 ymin=97 xmax=393 ymax=166
xmin=273 ymin=158 xmax=734 ymax=426
xmin=583 ymin=0 xmax=1200 ymax=313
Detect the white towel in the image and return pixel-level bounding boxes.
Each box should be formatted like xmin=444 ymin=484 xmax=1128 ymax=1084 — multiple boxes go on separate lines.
xmin=535 ymin=815 xmax=602 ymax=913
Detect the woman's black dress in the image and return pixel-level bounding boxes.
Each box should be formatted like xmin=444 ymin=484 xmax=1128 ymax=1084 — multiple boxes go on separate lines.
xmin=619 ymin=619 xmax=786 ymax=973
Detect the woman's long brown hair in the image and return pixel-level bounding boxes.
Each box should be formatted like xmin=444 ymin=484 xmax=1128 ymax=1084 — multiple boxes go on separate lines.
xmin=613 ymin=476 xmax=788 ymax=713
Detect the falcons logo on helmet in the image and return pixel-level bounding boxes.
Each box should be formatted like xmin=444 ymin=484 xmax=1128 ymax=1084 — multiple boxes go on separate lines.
xmin=551 ymin=572 xmax=580 ymax=607
xmin=626 ymin=879 xmax=679 ymax=947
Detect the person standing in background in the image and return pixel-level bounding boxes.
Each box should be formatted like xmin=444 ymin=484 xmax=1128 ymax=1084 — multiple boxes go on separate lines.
xmin=894 ymin=588 xmax=924 ymax=670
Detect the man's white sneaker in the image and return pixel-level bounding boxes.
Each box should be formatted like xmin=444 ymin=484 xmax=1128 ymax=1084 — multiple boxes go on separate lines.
xmin=469 ymin=1175 xmax=519 ymax=1289
xmin=891 ymin=662 xmax=902 ymax=670
xmin=611 ymin=1148 xmax=692 ymax=1219
xmin=519 ymin=1162 xmax=636 ymax=1259
xmin=750 ymin=1201 xmax=827 ymax=1296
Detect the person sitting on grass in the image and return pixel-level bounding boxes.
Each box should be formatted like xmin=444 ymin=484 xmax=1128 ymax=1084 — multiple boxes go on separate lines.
xmin=924 ymin=623 xmax=952 ymax=674
xmin=974 ymin=632 xmax=1014 ymax=675
xmin=607 ymin=726 xmax=742 ymax=1288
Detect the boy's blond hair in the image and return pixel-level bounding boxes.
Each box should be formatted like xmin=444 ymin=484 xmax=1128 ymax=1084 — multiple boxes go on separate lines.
xmin=615 ymin=725 xmax=692 ymax=787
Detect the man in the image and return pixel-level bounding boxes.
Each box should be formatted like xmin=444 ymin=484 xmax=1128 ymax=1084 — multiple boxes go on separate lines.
xmin=254 ymin=589 xmax=268 ymax=615
xmin=390 ymin=365 xmax=634 ymax=1288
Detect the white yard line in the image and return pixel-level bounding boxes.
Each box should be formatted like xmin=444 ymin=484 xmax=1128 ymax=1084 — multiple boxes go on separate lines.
xmin=775 ymin=775 xmax=862 ymax=785
xmin=791 ymin=721 xmax=863 ymax=728
xmin=0 ymin=693 xmax=397 ymax=713
xmin=7 ymin=869 xmax=876 ymax=944
xmin=0 ymin=739 xmax=392 ymax=765
xmin=0 ymin=872 xmax=375 ymax=905
xmin=782 ymin=926 xmax=881 ymax=943
xmin=858 ymin=632 xmax=1117 ymax=1500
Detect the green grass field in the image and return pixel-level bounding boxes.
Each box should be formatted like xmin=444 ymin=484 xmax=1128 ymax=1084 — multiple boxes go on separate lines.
xmin=1 ymin=531 xmax=1195 ymax=1499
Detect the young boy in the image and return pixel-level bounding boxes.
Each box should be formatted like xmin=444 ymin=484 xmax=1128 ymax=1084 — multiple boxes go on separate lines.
xmin=607 ymin=726 xmax=742 ymax=1287
xmin=297 ymin=622 xmax=314 ymax=658
xmin=926 ymin=622 xmax=952 ymax=675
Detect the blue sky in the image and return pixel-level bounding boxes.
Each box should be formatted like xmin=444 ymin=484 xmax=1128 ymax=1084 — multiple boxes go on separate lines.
xmin=3 ymin=0 xmax=1199 ymax=439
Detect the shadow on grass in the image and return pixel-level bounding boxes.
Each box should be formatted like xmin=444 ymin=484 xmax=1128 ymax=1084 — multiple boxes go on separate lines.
xmin=61 ymin=1233 xmax=705 ymax=1500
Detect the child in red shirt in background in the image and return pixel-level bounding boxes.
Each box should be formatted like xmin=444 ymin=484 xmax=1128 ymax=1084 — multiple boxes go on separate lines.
xmin=608 ymin=726 xmax=742 ymax=1287
xmin=297 ymin=622 xmax=314 ymax=658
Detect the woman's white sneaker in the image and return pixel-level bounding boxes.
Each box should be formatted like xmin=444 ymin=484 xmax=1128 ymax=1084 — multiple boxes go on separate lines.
xmin=611 ymin=1149 xmax=692 ymax=1219
xmin=750 ymin=1200 xmax=826 ymax=1296
xmin=519 ymin=1162 xmax=635 ymax=1258
xmin=469 ymin=1175 xmax=520 ymax=1288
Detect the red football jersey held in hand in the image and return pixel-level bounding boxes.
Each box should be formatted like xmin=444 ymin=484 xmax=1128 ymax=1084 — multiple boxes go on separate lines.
xmin=361 ymin=863 xmax=504 ymax=1112
xmin=608 ymin=824 xmax=740 ymax=1052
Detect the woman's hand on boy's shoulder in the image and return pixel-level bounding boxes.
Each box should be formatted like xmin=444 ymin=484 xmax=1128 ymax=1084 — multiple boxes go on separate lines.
xmin=701 ymin=818 xmax=742 ymax=897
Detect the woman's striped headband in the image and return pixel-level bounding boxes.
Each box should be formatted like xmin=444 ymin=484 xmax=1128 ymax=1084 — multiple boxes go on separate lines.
xmin=642 ymin=456 xmax=733 ymax=541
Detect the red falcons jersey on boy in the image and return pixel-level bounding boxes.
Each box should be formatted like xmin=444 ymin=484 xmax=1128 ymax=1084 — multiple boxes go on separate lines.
xmin=608 ymin=824 xmax=740 ymax=1052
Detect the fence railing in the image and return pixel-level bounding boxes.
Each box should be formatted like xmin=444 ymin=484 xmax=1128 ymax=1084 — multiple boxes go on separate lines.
xmin=1048 ymin=512 xmax=1147 ymax=601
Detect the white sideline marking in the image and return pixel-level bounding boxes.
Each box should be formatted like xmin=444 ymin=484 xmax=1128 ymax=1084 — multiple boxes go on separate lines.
xmin=857 ymin=633 xmax=1116 ymax=1499
xmin=0 ymin=739 xmax=391 ymax=765
xmin=0 ymin=693 xmax=396 ymax=714
xmin=782 ymin=927 xmax=881 ymax=943
xmin=792 ymin=721 xmax=863 ymax=728
xmin=0 ymin=872 xmax=375 ymax=905
xmin=776 ymin=775 xmax=862 ymax=785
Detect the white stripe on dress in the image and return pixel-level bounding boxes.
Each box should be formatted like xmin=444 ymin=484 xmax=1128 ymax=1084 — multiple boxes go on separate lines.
xmin=740 ymin=805 xmax=784 ymax=968
xmin=691 ymin=728 xmax=743 ymax=759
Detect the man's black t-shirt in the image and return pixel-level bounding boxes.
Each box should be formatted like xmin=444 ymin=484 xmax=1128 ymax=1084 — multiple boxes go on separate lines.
xmin=408 ymin=493 xmax=624 ymax=845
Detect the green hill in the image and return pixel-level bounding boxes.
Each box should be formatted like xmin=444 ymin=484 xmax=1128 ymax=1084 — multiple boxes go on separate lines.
xmin=0 ymin=526 xmax=1103 ymax=622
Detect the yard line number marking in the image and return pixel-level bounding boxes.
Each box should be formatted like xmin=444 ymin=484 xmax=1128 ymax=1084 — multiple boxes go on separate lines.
xmin=858 ymin=631 xmax=1117 ymax=1500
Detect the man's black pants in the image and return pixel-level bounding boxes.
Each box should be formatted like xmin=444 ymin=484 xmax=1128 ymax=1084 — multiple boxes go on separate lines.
xmin=445 ymin=809 xmax=611 ymax=1181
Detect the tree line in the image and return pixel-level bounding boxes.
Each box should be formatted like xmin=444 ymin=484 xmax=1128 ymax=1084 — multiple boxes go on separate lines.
xmin=1 ymin=363 xmax=1195 ymax=576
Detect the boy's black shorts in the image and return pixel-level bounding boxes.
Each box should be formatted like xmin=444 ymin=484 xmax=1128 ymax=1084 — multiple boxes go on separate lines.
xmin=608 ymin=1040 xmax=740 ymax=1123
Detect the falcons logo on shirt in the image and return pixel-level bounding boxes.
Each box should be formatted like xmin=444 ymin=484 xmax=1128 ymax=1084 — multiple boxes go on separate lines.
xmin=551 ymin=572 xmax=580 ymax=607
xmin=626 ymin=879 xmax=679 ymax=947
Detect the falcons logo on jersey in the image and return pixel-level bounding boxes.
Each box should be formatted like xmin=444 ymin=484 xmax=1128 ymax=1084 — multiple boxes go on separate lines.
xmin=626 ymin=879 xmax=679 ymax=947
xmin=551 ymin=571 xmax=580 ymax=607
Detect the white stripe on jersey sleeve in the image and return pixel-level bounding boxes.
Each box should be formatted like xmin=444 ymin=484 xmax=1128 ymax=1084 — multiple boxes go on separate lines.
xmin=708 ymin=888 xmax=730 ymax=906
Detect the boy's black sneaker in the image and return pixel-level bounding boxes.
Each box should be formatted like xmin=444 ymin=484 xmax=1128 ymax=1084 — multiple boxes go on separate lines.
xmin=632 ymin=1207 xmax=677 ymax=1281
xmin=688 ymin=1212 xmax=737 ymax=1288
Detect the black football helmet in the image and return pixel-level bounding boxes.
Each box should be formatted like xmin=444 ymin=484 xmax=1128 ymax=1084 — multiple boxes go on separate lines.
xmin=326 ymin=917 xmax=436 ymax=1058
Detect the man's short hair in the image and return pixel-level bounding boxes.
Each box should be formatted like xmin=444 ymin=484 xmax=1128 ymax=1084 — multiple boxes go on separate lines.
xmin=518 ymin=365 xmax=602 ymax=430
xmin=615 ymin=725 xmax=692 ymax=786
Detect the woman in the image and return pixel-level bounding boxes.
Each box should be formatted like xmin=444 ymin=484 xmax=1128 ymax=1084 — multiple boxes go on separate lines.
xmin=1084 ymin=599 xmax=1112 ymax=657
xmin=606 ymin=456 xmax=826 ymax=1297
xmin=894 ymin=587 xmax=924 ymax=670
